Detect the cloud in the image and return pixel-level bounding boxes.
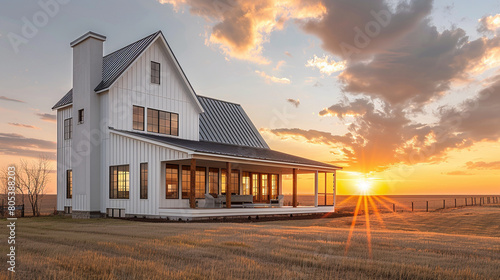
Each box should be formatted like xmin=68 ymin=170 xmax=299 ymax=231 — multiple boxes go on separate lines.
xmin=255 ymin=70 xmax=291 ymax=84
xmin=273 ymin=60 xmax=286 ymax=71
xmin=0 ymin=133 xmax=56 ymax=159
xmin=319 ymin=98 xmax=370 ymax=119
xmin=465 ymin=161 xmax=500 ymax=170
xmin=265 ymin=75 xmax=500 ymax=172
xmin=0 ymin=96 xmax=25 ymax=103
xmin=306 ymin=55 xmax=346 ymax=75
xmin=8 ymin=123 xmax=40 ymax=129
xmin=36 ymin=113 xmax=56 ymax=122
xmin=445 ymin=171 xmax=474 ymax=176
xmin=297 ymin=1 xmax=500 ymax=108
xmin=478 ymin=14 xmax=500 ymax=35
xmin=284 ymin=51 xmax=293 ymax=57
xmin=338 ymin=23 xmax=500 ymax=107
xmin=160 ymin=0 xmax=326 ymax=64
xmin=300 ymin=0 xmax=433 ymax=60
xmin=287 ymin=98 xmax=300 ymax=107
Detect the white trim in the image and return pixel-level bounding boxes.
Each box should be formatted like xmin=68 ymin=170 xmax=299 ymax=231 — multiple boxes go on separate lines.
xmin=193 ymin=153 xmax=341 ymax=172
xmin=70 ymin=31 xmax=106 ymax=47
xmin=158 ymin=206 xmax=335 ymax=219
xmin=52 ymin=103 xmax=72 ymax=111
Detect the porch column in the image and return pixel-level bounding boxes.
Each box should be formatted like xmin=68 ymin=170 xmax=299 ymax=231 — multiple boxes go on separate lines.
xmin=205 ymin=166 xmax=209 ymax=195
xmin=333 ymin=170 xmax=337 ymax=210
xmin=292 ymin=168 xmax=298 ymax=207
xmin=325 ymin=172 xmax=327 ymax=205
xmin=314 ymin=171 xmax=319 ymax=207
xmin=226 ymin=162 xmax=231 ymax=208
xmin=190 ymin=158 xmax=196 ymax=208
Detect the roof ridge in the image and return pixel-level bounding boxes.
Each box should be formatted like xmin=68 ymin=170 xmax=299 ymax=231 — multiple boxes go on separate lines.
xmin=103 ymin=30 xmax=161 ymax=58
xmin=197 ymin=95 xmax=241 ymax=106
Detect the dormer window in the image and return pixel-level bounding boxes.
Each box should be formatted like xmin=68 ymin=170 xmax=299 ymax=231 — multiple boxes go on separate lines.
xmin=78 ymin=109 xmax=84 ymax=124
xmin=151 ymin=61 xmax=160 ymax=84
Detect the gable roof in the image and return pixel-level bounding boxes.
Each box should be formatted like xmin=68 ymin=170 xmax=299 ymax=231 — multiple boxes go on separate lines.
xmin=94 ymin=31 xmax=160 ymax=92
xmin=111 ymin=129 xmax=341 ymax=170
xmin=52 ymin=31 xmax=203 ymax=112
xmin=198 ymin=96 xmax=269 ymax=149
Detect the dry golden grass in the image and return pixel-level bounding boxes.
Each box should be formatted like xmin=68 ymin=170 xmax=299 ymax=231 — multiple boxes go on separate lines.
xmin=0 ymin=205 xmax=499 ymax=279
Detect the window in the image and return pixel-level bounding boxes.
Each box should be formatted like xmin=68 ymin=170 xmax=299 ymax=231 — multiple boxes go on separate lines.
xmin=261 ymin=174 xmax=269 ymax=201
xmin=221 ymin=169 xmax=240 ymax=195
xmin=171 ymin=113 xmax=179 ymax=136
xmin=271 ymin=174 xmax=278 ymax=199
xmin=133 ymin=106 xmax=145 ymax=131
xmin=181 ymin=166 xmax=191 ymax=199
xmin=109 ymin=165 xmax=129 ymax=199
xmin=209 ymin=168 xmax=219 ymax=195
xmin=166 ymin=164 xmax=179 ymax=199
xmin=230 ymin=170 xmax=240 ymax=195
xmin=147 ymin=108 xmax=178 ymax=136
xmin=195 ymin=167 xmax=206 ymax=199
xmin=221 ymin=169 xmax=227 ymax=194
xmin=151 ymin=61 xmax=160 ymax=84
xmin=140 ymin=163 xmax=148 ymax=199
xmin=159 ymin=111 xmax=170 ymax=134
xmin=64 ymin=118 xmax=72 ymax=140
xmin=252 ymin=173 xmax=259 ymax=200
xmin=66 ymin=170 xmax=72 ymax=199
xmin=147 ymin=108 xmax=159 ymax=133
xmin=242 ymin=172 xmax=250 ymax=195
xmin=78 ymin=109 xmax=84 ymax=124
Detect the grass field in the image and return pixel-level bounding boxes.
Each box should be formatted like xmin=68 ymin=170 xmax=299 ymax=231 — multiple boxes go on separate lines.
xmin=1 ymin=205 xmax=499 ymax=279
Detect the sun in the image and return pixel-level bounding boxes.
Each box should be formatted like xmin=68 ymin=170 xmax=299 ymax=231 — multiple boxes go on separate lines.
xmin=358 ymin=180 xmax=372 ymax=194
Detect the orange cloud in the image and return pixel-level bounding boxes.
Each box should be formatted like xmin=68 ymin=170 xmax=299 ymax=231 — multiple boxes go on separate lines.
xmin=160 ymin=0 xmax=326 ymax=64
xmin=306 ymin=55 xmax=345 ymax=75
xmin=255 ymin=70 xmax=290 ymax=84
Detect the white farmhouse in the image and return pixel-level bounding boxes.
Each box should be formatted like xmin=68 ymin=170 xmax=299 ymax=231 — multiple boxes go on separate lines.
xmin=53 ymin=31 xmax=341 ymax=219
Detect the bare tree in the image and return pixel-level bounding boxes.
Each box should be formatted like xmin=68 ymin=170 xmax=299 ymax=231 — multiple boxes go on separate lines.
xmin=0 ymin=164 xmax=25 ymax=206
xmin=16 ymin=156 xmax=51 ymax=216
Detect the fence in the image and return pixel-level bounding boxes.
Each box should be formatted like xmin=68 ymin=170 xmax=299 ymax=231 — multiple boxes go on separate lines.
xmin=335 ymin=196 xmax=500 ymax=213
xmin=0 ymin=200 xmax=25 ymax=218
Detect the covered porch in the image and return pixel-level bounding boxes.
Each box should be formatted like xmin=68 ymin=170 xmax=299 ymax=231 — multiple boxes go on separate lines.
xmin=158 ymin=154 xmax=340 ymax=219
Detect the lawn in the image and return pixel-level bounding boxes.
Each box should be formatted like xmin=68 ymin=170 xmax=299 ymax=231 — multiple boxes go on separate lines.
xmin=1 ymin=205 xmax=499 ymax=279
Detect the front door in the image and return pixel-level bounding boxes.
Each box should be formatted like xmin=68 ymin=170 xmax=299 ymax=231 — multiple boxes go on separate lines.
xmin=252 ymin=173 xmax=271 ymax=203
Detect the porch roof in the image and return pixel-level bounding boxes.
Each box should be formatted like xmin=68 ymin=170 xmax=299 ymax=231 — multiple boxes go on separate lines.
xmin=111 ymin=128 xmax=342 ymax=170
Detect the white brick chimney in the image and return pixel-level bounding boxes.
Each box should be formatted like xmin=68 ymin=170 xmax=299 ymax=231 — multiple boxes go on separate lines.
xmin=70 ymin=31 xmax=106 ymax=218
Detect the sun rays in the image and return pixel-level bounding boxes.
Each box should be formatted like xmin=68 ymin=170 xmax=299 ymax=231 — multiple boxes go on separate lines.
xmin=341 ymin=193 xmax=418 ymax=259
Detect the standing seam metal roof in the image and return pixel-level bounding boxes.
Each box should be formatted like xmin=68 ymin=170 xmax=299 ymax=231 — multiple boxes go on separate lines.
xmin=198 ymin=96 xmax=269 ymax=149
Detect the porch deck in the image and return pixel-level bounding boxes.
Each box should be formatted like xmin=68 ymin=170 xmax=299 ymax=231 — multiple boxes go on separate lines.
xmin=158 ymin=206 xmax=335 ymax=220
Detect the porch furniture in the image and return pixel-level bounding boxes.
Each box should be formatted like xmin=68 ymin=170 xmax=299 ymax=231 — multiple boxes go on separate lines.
xmin=270 ymin=195 xmax=284 ymax=207
xmin=204 ymin=194 xmax=216 ymax=208
xmin=218 ymin=195 xmax=254 ymax=208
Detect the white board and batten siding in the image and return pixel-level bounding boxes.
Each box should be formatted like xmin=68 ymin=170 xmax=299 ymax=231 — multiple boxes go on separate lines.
xmin=105 ymin=40 xmax=200 ymax=141
xmin=56 ymin=106 xmax=73 ymax=211
xmin=103 ymin=133 xmax=190 ymax=216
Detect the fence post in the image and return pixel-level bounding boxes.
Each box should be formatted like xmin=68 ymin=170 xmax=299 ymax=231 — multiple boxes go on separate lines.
xmin=411 ymin=202 xmax=414 ymax=212
xmin=474 ymin=197 xmax=476 ymax=205
xmin=455 ymin=198 xmax=457 ymax=208
xmin=21 ymin=204 xmax=24 ymax=217
xmin=426 ymin=201 xmax=429 ymax=212
xmin=443 ymin=200 xmax=445 ymax=209
xmin=479 ymin=197 xmax=482 ymax=206
xmin=393 ymin=203 xmax=395 ymax=212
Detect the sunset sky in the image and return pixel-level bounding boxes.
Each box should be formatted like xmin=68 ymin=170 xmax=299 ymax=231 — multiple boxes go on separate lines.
xmin=1 ymin=0 xmax=499 ymax=195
